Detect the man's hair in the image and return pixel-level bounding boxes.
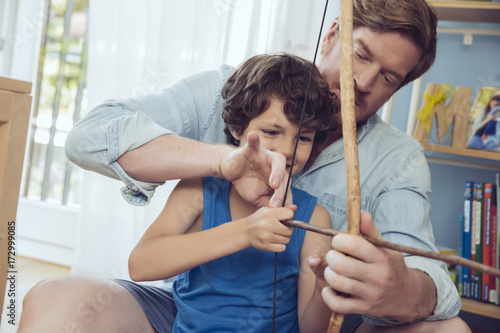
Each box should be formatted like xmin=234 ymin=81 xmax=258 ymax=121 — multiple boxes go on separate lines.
xmin=222 ymin=53 xmax=338 ymax=146
xmin=352 ymin=0 xmax=438 ymax=89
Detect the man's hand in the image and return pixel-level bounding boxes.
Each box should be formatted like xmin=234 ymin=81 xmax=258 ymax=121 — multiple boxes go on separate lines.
xmin=308 ymin=253 xmax=330 ymax=291
xmin=321 ymin=212 xmax=436 ymax=322
xmin=219 ymin=131 xmax=291 ymax=208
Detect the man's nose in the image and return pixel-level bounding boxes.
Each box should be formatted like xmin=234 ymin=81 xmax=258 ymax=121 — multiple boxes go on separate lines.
xmin=353 ymin=65 xmax=377 ymax=93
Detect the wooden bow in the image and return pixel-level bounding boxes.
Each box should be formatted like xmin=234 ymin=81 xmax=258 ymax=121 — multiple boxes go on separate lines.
xmin=327 ymin=0 xmax=358 ymax=331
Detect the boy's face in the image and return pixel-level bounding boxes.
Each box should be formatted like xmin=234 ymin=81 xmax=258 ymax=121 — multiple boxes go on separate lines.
xmin=230 ymin=98 xmax=315 ymax=177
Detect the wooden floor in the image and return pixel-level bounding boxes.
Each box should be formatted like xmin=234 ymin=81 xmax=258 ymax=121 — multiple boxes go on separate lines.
xmin=0 ymin=256 xmax=70 ymax=332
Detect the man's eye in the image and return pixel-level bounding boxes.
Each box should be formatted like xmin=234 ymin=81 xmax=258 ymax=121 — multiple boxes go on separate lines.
xmin=382 ymin=73 xmax=399 ymax=86
xmin=355 ymin=52 xmax=368 ymax=61
xmin=383 ymin=74 xmax=394 ymax=84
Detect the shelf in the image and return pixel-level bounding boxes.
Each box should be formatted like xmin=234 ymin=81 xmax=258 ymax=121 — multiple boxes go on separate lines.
xmin=428 ymin=1 xmax=500 ymax=24
xmin=461 ymin=297 xmax=500 ymax=319
xmin=421 ymin=143 xmax=500 ymax=161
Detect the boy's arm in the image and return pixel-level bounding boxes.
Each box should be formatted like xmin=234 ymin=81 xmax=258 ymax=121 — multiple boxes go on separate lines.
xmin=297 ymin=204 xmax=333 ymax=333
xmin=128 ymin=178 xmax=243 ymax=281
xmin=128 ymin=178 xmax=295 ymax=282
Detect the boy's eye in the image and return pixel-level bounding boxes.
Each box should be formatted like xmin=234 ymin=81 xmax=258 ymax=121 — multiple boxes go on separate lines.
xmin=262 ymin=130 xmax=278 ymax=136
xmin=299 ymin=136 xmax=312 ymax=142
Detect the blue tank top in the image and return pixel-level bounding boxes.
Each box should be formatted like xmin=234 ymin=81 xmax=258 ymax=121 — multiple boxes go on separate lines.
xmin=172 ymin=177 xmax=318 ymax=332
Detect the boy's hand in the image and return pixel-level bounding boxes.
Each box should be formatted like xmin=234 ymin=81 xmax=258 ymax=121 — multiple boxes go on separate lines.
xmin=219 ymin=131 xmax=291 ymax=208
xmin=241 ymin=205 xmax=296 ymax=252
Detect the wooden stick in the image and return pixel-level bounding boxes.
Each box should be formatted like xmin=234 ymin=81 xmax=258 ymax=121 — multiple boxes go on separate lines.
xmin=283 ymin=219 xmax=500 ymax=278
xmin=327 ymin=0 xmax=358 ymax=331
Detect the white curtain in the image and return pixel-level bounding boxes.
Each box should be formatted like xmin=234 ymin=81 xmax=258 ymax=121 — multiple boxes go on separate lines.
xmin=72 ymin=0 xmax=339 ymax=279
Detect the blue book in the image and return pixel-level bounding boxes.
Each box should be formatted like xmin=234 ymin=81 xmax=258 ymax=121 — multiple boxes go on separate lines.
xmin=463 ymin=180 xmax=473 ymax=298
xmin=458 ymin=214 xmax=464 ymax=296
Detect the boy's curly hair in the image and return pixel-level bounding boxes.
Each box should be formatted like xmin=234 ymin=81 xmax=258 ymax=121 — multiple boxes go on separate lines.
xmin=221 ymin=53 xmax=339 ymax=146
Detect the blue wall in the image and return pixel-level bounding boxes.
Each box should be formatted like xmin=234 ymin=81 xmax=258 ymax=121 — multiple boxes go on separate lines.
xmin=386 ymin=22 xmax=500 ymax=250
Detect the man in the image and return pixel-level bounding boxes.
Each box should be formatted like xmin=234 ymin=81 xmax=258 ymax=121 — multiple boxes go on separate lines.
xmin=19 ymin=0 xmax=470 ymax=332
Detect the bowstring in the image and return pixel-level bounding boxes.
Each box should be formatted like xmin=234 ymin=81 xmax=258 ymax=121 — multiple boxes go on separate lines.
xmin=272 ymin=1 xmax=330 ymax=331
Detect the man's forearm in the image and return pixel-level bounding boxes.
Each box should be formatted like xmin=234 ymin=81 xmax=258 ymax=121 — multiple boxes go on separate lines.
xmin=388 ymin=268 xmax=436 ymax=322
xmin=117 ymin=134 xmax=232 ymax=182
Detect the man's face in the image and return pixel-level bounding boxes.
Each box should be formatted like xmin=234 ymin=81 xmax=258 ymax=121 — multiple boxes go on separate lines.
xmin=317 ymin=23 xmax=423 ymax=124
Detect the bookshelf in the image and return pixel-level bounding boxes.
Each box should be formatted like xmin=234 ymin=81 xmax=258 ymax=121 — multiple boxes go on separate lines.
xmin=461 ymin=298 xmax=500 ymax=320
xmin=423 ymin=0 xmax=500 ymax=165
xmin=419 ymin=0 xmax=500 ymax=321
xmin=428 ymin=0 xmax=500 ymax=24
xmin=422 ymin=143 xmax=500 ymax=162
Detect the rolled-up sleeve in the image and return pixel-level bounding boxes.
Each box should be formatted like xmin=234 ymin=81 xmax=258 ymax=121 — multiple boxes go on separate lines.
xmin=362 ymin=148 xmax=461 ymax=325
xmin=363 ymin=256 xmax=461 ymax=326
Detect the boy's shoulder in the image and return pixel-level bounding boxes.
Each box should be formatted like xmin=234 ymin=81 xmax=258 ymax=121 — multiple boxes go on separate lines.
xmin=291 ymin=186 xmax=317 ymax=204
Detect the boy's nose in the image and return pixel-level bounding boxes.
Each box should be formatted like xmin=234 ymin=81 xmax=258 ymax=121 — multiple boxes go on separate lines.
xmin=276 ymin=139 xmax=295 ymax=159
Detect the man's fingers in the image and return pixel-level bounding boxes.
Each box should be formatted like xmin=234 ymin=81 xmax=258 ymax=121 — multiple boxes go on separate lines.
xmin=359 ymin=211 xmax=383 ymax=240
xmin=269 ymin=152 xmax=286 ymax=188
xmin=269 ymin=160 xmax=287 ymax=208
xmin=321 ymin=286 xmax=365 ymax=315
xmin=309 ymin=254 xmax=327 ymax=276
xmin=324 ymin=263 xmax=367 ymax=296
xmin=246 ymin=131 xmax=260 ymax=151
xmin=325 ymin=249 xmax=368 ymax=281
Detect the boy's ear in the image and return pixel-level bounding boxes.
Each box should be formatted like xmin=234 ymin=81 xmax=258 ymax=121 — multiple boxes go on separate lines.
xmin=229 ymin=128 xmax=242 ymax=141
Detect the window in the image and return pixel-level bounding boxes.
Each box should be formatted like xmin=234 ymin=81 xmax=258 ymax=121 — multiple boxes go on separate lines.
xmin=23 ymin=0 xmax=88 ymax=206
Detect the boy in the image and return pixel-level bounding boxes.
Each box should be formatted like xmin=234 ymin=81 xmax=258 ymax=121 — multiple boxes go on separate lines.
xmin=123 ymin=53 xmax=338 ymax=332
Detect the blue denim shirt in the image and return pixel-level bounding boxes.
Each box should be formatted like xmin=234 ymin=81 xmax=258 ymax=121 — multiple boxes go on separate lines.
xmin=66 ymin=65 xmax=461 ymax=325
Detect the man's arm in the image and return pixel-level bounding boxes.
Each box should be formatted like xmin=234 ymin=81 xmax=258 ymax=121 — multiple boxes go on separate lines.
xmin=118 ymin=132 xmax=289 ymax=208
xmin=65 ymin=66 xmax=288 ymax=207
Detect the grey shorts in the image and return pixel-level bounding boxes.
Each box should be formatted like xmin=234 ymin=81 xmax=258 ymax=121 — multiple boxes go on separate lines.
xmin=114 ymin=279 xmax=177 ymax=333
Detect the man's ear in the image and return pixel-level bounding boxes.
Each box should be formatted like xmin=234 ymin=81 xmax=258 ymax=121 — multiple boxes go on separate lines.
xmin=321 ymin=21 xmax=339 ymax=51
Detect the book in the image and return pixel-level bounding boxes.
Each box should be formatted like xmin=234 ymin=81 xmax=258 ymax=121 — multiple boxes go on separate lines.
xmin=470 ymin=182 xmax=478 ymax=299
xmin=474 ymin=182 xmax=484 ymax=300
xmin=463 ymin=180 xmax=473 ymax=298
xmin=458 ymin=214 xmax=465 ymax=296
xmin=482 ymin=183 xmax=494 ymax=302
xmin=496 ymin=174 xmax=500 ymax=305
xmin=489 ymin=203 xmax=497 ymax=303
